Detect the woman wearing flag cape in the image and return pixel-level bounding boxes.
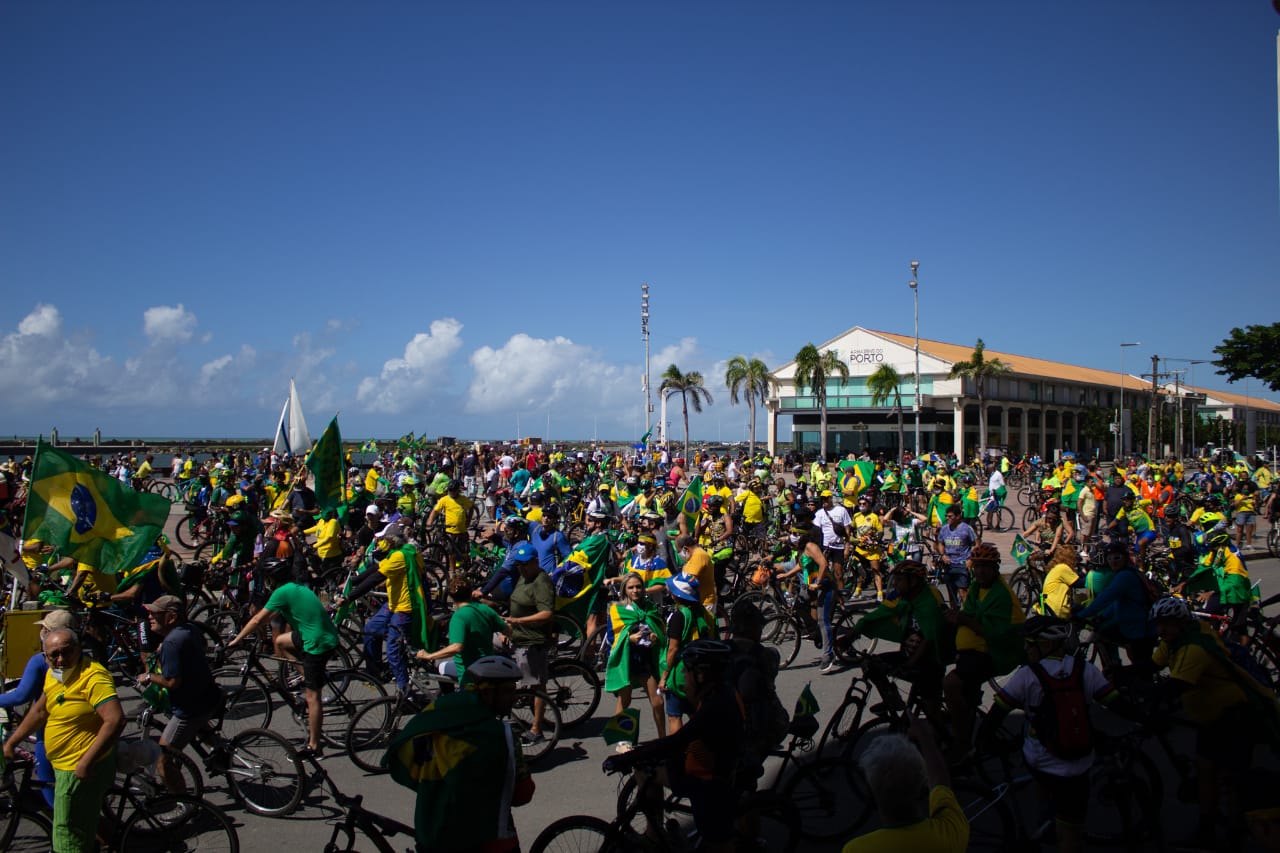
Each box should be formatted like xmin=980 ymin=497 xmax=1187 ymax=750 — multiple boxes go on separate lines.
xmin=605 ymin=572 xmax=667 ymax=745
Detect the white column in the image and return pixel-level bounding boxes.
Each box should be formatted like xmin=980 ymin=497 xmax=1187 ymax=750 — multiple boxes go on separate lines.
xmin=1020 ymin=408 xmax=1029 ymax=456
xmin=767 ymin=404 xmax=778 ymax=456
xmin=1039 ymin=406 xmax=1048 ymax=459
xmin=953 ymin=398 xmax=965 ymax=457
xmin=1000 ymin=406 xmax=1010 ymax=446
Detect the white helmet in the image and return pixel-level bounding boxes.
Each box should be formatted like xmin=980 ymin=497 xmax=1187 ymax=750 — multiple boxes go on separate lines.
xmin=464 ymin=655 xmax=522 ymax=684
xmin=1149 ymin=596 xmax=1191 ymax=622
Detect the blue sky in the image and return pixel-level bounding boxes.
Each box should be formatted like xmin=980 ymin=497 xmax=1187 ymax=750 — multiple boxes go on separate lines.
xmin=2 ymin=2 xmax=1277 ymax=443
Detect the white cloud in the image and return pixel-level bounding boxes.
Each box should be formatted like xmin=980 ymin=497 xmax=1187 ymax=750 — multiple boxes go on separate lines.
xmin=356 ymin=318 xmax=464 ymax=413
xmin=18 ymin=304 xmax=61 ymax=337
xmin=466 ymin=333 xmax=640 ymax=418
xmin=143 ymin=304 xmax=197 ymax=343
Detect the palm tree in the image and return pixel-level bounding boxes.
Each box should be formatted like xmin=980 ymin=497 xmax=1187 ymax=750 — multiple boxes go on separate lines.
xmin=725 ymin=356 xmax=777 ymax=461
xmin=947 ymin=338 xmax=1012 ymax=462
xmin=867 ymin=363 xmax=905 ymax=462
xmin=660 ymin=363 xmax=713 ymax=463
xmin=792 ymin=344 xmax=850 ymax=461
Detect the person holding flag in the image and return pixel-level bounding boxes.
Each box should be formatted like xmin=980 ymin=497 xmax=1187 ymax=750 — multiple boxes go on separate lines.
xmin=553 ymin=508 xmax=615 ymax=641
xmin=605 ymin=572 xmax=667 ymax=747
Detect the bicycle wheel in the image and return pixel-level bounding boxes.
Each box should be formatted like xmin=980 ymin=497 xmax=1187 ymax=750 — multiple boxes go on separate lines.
xmin=0 ymin=809 xmax=52 ymax=853
xmin=1270 ymin=525 xmax=1279 ymax=559
xmin=1085 ymin=770 xmax=1163 ymax=849
xmin=736 ymin=790 xmax=800 ymax=853
xmin=225 ymin=728 xmax=305 ymax=816
xmin=995 ymin=505 xmax=1015 ymax=532
xmin=174 ymin=514 xmax=201 ymax=550
xmin=951 ymin=780 xmax=1018 ymax=851
xmin=344 ymin=696 xmax=401 ymax=774
xmin=510 ymin=688 xmax=562 ymax=764
xmin=1021 ymin=506 xmax=1039 ymax=527
xmin=782 ymin=756 xmax=866 ymax=841
xmin=529 ymin=815 xmax=626 ymax=853
xmin=769 ymin=615 xmax=802 ymax=670
xmin=578 ymin=625 xmax=612 ymax=674
xmin=298 ymin=668 xmax=387 ymax=749
xmin=118 ymin=796 xmax=239 ymax=852
xmin=1008 ymin=568 xmax=1042 ymax=615
xmin=327 ymin=818 xmax=398 ymax=853
xmin=547 ymin=658 xmax=603 ymax=729
xmin=552 ymin=613 xmax=587 ymax=659
xmin=830 ymin=608 xmax=878 ymax=666
xmin=213 ymin=667 xmax=275 ymax=735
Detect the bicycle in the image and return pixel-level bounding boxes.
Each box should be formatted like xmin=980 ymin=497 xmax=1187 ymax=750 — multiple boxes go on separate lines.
xmin=530 ymin=752 xmax=800 ymax=853
xmin=0 ymin=752 xmax=240 ymax=852
xmin=295 ymin=752 xmax=418 ymax=852
xmin=344 ymin=658 xmax=566 ymax=769
xmin=136 ymin=702 xmax=305 ymax=816
xmin=213 ymin=641 xmax=384 ymax=746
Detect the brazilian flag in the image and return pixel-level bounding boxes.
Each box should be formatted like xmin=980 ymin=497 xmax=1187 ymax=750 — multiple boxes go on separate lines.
xmin=1010 ymin=534 xmax=1032 ymax=567
xmin=23 ymin=439 xmax=170 ymax=575
xmin=554 ymin=533 xmax=612 ymax=627
xmin=305 ymin=416 xmax=344 ymax=514
xmin=602 ymin=708 xmax=641 ymax=745
xmin=403 ymin=543 xmax=436 ymax=652
xmin=840 ymin=460 xmax=877 ymax=499
xmin=677 ymin=475 xmax=704 ymax=530
xmin=793 ymin=683 xmax=820 ymax=719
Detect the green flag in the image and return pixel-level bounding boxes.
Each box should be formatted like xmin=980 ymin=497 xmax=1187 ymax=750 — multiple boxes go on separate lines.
xmin=840 ymin=460 xmax=877 ymax=498
xmin=23 ymin=439 xmax=170 ymax=574
xmin=305 ymin=416 xmax=344 ymax=514
xmin=602 ymin=708 xmax=641 ymax=745
xmin=793 ymin=683 xmax=820 ymax=719
xmin=403 ymin=544 xmax=436 ymax=652
xmin=677 ymin=475 xmax=704 ymax=530
xmin=398 ymin=431 xmax=415 ymax=450
xmin=1010 ymin=533 xmax=1032 ymax=567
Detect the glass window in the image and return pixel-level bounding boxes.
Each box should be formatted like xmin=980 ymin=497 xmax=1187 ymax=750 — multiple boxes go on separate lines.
xmin=1029 ymin=383 xmax=1040 ymax=402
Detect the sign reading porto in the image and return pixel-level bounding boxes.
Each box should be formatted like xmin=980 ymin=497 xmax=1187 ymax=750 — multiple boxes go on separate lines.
xmin=847 ymin=347 xmax=885 ymax=364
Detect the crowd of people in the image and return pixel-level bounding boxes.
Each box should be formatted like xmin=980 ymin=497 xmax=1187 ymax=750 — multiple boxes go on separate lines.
xmin=1 ymin=440 xmax=1279 ymax=852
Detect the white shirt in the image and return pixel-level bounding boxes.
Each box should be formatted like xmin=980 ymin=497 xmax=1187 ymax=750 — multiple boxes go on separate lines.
xmin=814 ymin=505 xmax=852 ymax=548
xmin=989 ymin=470 xmax=1005 ymax=493
xmin=996 ymin=655 xmax=1113 ymax=777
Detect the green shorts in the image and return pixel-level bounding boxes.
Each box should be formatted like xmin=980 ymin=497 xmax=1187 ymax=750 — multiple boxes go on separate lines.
xmin=53 ymin=749 xmax=117 ymax=853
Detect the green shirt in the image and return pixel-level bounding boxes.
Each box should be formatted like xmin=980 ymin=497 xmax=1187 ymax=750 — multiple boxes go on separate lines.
xmin=447 ymin=602 xmax=507 ymax=681
xmin=509 ymin=571 xmax=555 ymax=647
xmin=265 ymin=582 xmax=339 ymax=655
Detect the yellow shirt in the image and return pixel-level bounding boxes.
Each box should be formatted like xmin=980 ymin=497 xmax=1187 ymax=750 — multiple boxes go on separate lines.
xmin=682 ymin=547 xmax=717 ymax=609
xmin=42 ymin=660 xmax=118 ymax=770
xmin=135 ymin=460 xmax=152 ymax=480
xmin=305 ymin=517 xmax=344 ymax=559
xmin=737 ymin=490 xmax=764 ymax=524
xmin=77 ymin=564 xmax=118 ymax=605
xmin=1153 ymin=623 xmax=1248 ymax=724
xmin=377 ymin=549 xmax=414 ymax=614
xmin=525 ymin=506 xmax=544 ymax=524
xmin=364 ymin=469 xmax=382 ymax=494
xmin=842 ymin=786 xmax=969 ymax=853
xmin=1038 ymin=563 xmax=1080 ymax=618
xmin=1256 ymin=468 xmax=1274 ymax=489
xmin=435 ymin=494 xmax=473 ymax=534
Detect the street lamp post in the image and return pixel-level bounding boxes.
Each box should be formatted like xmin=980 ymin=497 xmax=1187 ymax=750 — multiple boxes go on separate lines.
xmin=641 ymin=284 xmax=651 ymax=443
xmin=910 ymin=260 xmax=920 ymax=459
xmin=1119 ymin=342 xmax=1141 ymax=460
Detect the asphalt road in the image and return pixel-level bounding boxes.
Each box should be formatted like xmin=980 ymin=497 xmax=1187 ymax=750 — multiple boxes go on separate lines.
xmin=155 ymin=496 xmax=1280 ymax=852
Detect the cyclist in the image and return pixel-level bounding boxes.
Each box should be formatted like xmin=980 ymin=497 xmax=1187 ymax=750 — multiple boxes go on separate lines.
xmin=1150 ymin=596 xmax=1280 ymax=851
xmin=604 ymin=639 xmax=745 ymax=853
xmin=850 ymin=493 xmax=886 ymax=602
xmin=935 ymin=505 xmax=978 ymax=606
xmin=333 ymin=528 xmax=417 ymax=696
xmin=228 ymin=560 xmax=339 ymax=757
xmin=942 ymin=542 xmax=1026 ymax=763
xmin=137 ymin=594 xmax=223 ymax=794
xmin=426 ymin=478 xmax=475 ymax=573
xmin=418 ymin=575 xmax=509 ymax=682
xmin=978 ymin=615 xmax=1119 ymax=853
xmin=1037 ymin=544 xmax=1084 ymax=619
xmin=387 ymin=655 xmax=535 ymax=853
xmin=506 ymin=541 xmax=556 ymax=747
xmin=774 ymin=511 xmax=836 ymax=670
xmin=660 ymin=573 xmax=718 ymax=733
xmin=813 ymin=489 xmax=851 ymax=592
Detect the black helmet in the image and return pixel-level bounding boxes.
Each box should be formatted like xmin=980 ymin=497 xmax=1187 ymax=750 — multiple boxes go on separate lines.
xmin=705 ymin=495 xmax=725 ymax=510
xmin=679 ymin=639 xmax=734 ymax=670
xmin=505 ymin=516 xmax=529 ymax=535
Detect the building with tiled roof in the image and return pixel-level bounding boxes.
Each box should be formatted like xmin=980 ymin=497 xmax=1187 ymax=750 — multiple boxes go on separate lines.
xmin=766 ymin=326 xmax=1278 ymax=459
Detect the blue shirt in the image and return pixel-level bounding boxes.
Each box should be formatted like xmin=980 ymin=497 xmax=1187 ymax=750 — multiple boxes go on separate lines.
xmin=939 ymin=522 xmax=977 ymax=568
xmin=1076 ymin=568 xmax=1151 ymax=641
xmin=529 ymin=522 xmax=572 ymax=572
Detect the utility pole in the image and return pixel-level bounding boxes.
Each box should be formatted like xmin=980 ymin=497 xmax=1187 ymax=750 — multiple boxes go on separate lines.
xmin=1147 ymin=354 xmax=1160 ymax=456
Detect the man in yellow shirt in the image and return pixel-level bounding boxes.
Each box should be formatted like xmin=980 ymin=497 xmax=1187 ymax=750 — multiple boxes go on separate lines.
xmin=3 ymin=628 xmax=125 ymax=853
xmin=427 ymin=478 xmax=475 ymax=572
xmin=335 ymin=528 xmax=417 ymax=696
xmin=735 ymin=478 xmax=766 ymax=544
xmin=304 ymin=509 xmax=346 ymax=581
xmin=674 ymin=534 xmax=717 ymax=613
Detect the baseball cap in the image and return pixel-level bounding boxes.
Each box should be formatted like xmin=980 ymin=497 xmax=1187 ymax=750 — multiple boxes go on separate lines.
xmin=35 ymin=609 xmax=77 ymax=630
xmin=666 ymin=572 xmax=700 ymax=603
xmin=143 ymin=595 xmax=184 ymax=614
xmin=511 ymin=542 xmax=536 ymax=563
xmin=365 ymin=504 xmax=382 ymax=516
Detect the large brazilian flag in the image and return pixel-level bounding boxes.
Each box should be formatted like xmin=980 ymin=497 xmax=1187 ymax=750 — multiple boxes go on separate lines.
xmin=23 ymin=439 xmax=171 ymax=574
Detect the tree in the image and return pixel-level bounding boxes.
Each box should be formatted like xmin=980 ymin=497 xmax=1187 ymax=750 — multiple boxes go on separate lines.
xmin=792 ymin=344 xmax=850 ymax=461
xmin=1078 ymin=406 xmax=1114 ymax=449
xmin=866 ymin=363 xmax=905 ymax=462
xmin=659 ymin=363 xmax=713 ymax=464
xmin=725 ymin=356 xmax=777 ymax=462
xmin=1213 ymin=323 xmax=1280 ymax=392
xmin=947 ymin=338 xmax=1012 ymax=462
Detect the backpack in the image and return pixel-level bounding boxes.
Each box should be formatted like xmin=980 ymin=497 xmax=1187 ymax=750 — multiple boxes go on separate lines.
xmin=1028 ymin=657 xmax=1093 ymax=760
xmin=728 ymin=643 xmax=790 ymax=752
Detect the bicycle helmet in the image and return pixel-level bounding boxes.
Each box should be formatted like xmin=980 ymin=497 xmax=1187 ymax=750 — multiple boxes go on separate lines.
xmin=505 ymin=516 xmax=529 ymax=536
xmin=679 ymin=639 xmax=735 ymax=671
xmin=890 ymin=559 xmax=928 ymax=579
xmin=1149 ymin=596 xmax=1191 ymax=622
xmin=705 ymin=495 xmax=725 ymax=511
xmin=225 ymin=494 xmax=245 ymax=508
xmin=1198 ymin=511 xmax=1225 ymax=528
xmin=598 ymin=482 xmax=612 ymax=492
xmin=464 ymin=655 xmax=523 ymax=684
xmin=540 ymin=503 xmax=561 ymax=520
xmin=586 ymin=507 xmax=611 ymax=521
xmin=970 ymin=543 xmax=1001 ymax=566
xmin=1205 ymin=529 xmax=1231 ymax=548
xmin=1021 ymin=615 xmax=1073 ymax=643
xmin=625 ymin=476 xmax=640 ymax=488
xmin=510 ymin=541 xmax=536 ymax=563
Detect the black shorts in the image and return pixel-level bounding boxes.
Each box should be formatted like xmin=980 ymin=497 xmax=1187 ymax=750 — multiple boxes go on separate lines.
xmin=300 ymin=649 xmax=334 ymax=691
xmin=1031 ymin=768 xmax=1089 ymax=825
xmin=952 ymin=650 xmax=995 ymax=705
xmin=823 ymin=546 xmax=846 ymax=565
